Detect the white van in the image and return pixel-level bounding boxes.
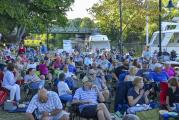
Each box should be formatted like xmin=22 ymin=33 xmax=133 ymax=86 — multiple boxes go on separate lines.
xmin=88 ymin=35 xmax=111 ymax=52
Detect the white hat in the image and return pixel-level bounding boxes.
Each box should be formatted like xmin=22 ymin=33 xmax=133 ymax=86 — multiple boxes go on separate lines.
xmin=154 ymin=63 xmax=163 ymax=68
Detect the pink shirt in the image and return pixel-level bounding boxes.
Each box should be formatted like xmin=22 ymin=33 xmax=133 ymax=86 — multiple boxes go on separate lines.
xmin=164 ymin=67 xmax=175 ymax=77
xmin=39 ymin=64 xmax=48 ymax=75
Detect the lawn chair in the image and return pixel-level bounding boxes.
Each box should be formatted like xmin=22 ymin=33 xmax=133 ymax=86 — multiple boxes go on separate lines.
xmin=24 ymin=82 xmax=38 ymax=101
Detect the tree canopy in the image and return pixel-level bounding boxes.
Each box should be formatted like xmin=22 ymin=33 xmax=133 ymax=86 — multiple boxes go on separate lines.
xmin=89 ymin=0 xmax=179 ymax=46
xmin=0 ymin=0 xmax=74 ymax=42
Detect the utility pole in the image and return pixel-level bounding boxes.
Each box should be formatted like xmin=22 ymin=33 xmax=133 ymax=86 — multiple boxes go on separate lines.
xmin=118 ymin=0 xmax=123 ymax=54
xmin=146 ymin=0 xmax=149 ymax=45
xmin=158 ymin=0 xmax=162 ymax=56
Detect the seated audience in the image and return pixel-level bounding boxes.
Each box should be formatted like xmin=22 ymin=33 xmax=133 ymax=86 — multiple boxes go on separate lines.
xmin=124 ymin=66 xmax=138 ymax=82
xmin=149 ymin=63 xmax=169 ymax=105
xmin=166 ymin=77 xmax=179 ymax=111
xmin=132 ymin=59 xmax=141 ymax=69
xmin=72 ymin=76 xmax=111 ymax=120
xmin=26 ymin=88 xmax=69 ymax=120
xmin=163 ymin=62 xmax=176 ymax=78
xmin=57 ymin=73 xmax=72 ymax=102
xmin=2 ymin=63 xmax=21 ymax=102
xmin=136 ymin=61 xmax=152 ymax=82
xmin=127 ymin=77 xmax=149 ymax=106
xmin=24 ymin=68 xmax=45 ymax=89
xmin=88 ymin=69 xmax=109 ymax=100
xmin=112 ymin=59 xmax=129 ymax=81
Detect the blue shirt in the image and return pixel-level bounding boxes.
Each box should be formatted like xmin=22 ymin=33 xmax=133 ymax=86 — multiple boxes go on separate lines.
xmin=149 ymin=71 xmax=169 ymax=82
xmin=2 ymin=70 xmax=16 ymax=86
xmin=68 ymin=64 xmax=76 ymax=73
xmin=40 ymin=45 xmax=48 ymax=54
xmin=136 ymin=69 xmax=152 ymax=81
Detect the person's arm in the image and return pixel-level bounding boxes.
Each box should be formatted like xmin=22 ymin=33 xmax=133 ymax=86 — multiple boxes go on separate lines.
xmin=144 ymin=90 xmax=150 ymax=104
xmin=166 ymin=96 xmax=172 ymax=110
xmin=65 ymin=83 xmax=72 ymax=94
xmin=112 ymin=72 xmax=118 ymax=81
xmin=26 ymin=113 xmax=35 ymax=120
xmin=97 ymin=90 xmax=105 ymax=103
xmin=48 ymin=109 xmax=62 ymax=116
xmin=124 ymin=75 xmax=128 ymax=81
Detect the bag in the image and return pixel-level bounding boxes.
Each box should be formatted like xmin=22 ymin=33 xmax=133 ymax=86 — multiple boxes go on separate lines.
xmin=136 ymin=109 xmax=159 ymax=120
xmin=0 ymin=90 xmax=8 ymax=105
xmin=4 ymin=100 xmax=28 ymax=113
xmin=4 ymin=100 xmax=17 ymax=111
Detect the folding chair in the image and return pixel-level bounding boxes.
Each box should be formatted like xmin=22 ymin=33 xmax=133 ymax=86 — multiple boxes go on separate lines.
xmin=70 ymin=103 xmax=98 ymax=120
xmin=114 ymin=81 xmax=133 ymax=113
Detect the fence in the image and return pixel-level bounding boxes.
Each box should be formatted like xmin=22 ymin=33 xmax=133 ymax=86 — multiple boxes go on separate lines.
xmin=112 ymin=42 xmax=146 ymax=56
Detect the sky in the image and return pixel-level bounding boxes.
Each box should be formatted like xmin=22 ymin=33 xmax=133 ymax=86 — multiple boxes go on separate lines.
xmin=66 ymin=0 xmax=100 ymax=19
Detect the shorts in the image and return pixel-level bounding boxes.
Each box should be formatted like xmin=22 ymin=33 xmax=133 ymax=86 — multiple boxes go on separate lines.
xmin=80 ymin=105 xmax=97 ymax=118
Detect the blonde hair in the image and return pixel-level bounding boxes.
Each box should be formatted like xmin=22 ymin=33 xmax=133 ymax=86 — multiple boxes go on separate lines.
xmin=133 ymin=76 xmax=143 ymax=86
xmin=129 ymin=66 xmax=138 ymax=76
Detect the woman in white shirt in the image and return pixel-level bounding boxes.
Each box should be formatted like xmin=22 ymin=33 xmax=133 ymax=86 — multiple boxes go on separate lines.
xmin=2 ymin=63 xmax=21 ymax=101
xmin=57 ymin=73 xmax=72 ymax=102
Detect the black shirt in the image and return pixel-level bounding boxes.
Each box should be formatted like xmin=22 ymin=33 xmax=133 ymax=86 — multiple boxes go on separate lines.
xmin=127 ymin=87 xmax=145 ymax=106
xmin=167 ymin=87 xmax=179 ymax=106
xmin=113 ymin=65 xmax=129 ymax=78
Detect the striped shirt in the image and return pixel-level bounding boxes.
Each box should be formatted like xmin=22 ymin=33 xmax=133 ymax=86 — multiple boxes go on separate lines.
xmin=73 ymin=87 xmax=98 ymax=104
xmin=26 ymin=91 xmax=62 ymax=118
xmin=73 ymin=87 xmax=98 ymax=112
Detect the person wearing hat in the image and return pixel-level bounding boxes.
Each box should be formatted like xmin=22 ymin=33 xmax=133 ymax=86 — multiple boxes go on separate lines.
xmin=149 ymin=63 xmax=169 ymax=83
xmin=72 ymin=76 xmax=112 ymax=120
xmin=149 ymin=63 xmax=169 ymax=105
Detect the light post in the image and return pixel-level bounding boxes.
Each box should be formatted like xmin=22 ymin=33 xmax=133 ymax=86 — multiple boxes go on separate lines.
xmin=158 ymin=0 xmax=174 ymax=56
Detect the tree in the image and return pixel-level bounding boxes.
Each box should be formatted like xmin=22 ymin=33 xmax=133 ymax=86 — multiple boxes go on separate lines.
xmin=0 ymin=0 xmax=74 ymax=43
xmin=80 ymin=17 xmax=95 ymax=29
xmin=89 ymin=0 xmax=179 ymax=47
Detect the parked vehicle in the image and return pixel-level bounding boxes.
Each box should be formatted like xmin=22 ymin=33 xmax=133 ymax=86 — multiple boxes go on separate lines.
xmin=88 ymin=34 xmax=111 ymax=52
xmin=150 ymin=17 xmax=179 ymax=54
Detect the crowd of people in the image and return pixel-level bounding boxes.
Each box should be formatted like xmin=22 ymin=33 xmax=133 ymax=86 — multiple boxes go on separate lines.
xmin=0 ymin=43 xmax=179 ymax=120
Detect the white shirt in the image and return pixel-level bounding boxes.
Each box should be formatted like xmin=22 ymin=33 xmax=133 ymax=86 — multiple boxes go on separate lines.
xmin=57 ymin=81 xmax=70 ymax=96
xmin=27 ymin=63 xmax=37 ymax=69
xmin=65 ymin=71 xmax=74 ymax=78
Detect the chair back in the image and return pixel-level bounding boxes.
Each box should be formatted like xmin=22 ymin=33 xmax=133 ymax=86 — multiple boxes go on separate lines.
xmin=114 ymin=81 xmax=133 ymax=112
